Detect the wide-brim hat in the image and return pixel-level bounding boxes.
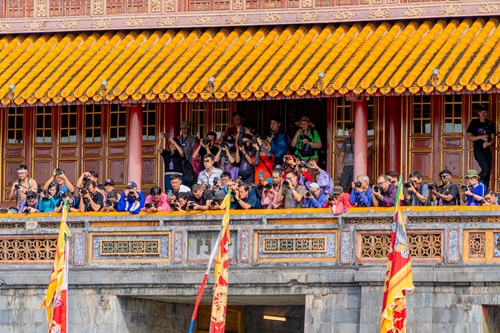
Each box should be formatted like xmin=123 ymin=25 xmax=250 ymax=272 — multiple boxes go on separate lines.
xmin=464 ymin=170 xmax=480 ymax=179
xmin=295 ymin=116 xmax=315 ymax=128
xmin=333 ymin=186 xmax=343 ymax=195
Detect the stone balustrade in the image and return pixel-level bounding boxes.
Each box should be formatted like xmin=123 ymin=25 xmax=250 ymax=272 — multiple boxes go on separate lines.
xmin=0 ymin=0 xmax=497 ymax=33
xmin=0 ymin=206 xmax=498 ymax=268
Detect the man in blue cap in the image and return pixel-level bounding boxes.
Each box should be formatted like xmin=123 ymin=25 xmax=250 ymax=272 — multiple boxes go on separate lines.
xmin=117 ymin=181 xmax=145 ymax=214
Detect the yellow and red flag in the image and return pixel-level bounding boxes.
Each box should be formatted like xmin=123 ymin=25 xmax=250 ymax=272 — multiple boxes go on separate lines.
xmin=209 ymin=192 xmax=232 ymax=333
xmin=41 ymin=202 xmax=71 ymax=333
xmin=380 ymin=178 xmax=414 ymax=333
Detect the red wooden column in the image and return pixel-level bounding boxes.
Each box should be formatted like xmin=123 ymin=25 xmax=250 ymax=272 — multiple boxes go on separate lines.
xmin=353 ymin=99 xmax=368 ymax=178
xmin=384 ymin=96 xmax=402 ymax=173
xmin=128 ymin=105 xmax=143 ymax=190
xmin=164 ymin=103 xmax=180 ymax=137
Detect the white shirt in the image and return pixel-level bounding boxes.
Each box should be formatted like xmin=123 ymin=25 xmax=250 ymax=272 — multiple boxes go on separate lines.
xmin=197 ymin=167 xmax=223 ymax=186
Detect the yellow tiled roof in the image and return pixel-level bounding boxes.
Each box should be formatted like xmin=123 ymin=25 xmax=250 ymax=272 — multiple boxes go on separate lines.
xmin=1 ymin=18 xmax=500 ymax=105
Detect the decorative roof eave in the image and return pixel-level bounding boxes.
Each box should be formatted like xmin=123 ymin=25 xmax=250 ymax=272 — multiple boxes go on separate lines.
xmin=0 ymin=2 xmax=500 ymax=34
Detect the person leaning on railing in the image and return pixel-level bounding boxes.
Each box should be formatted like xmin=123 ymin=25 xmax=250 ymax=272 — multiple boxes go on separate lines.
xmin=403 ymin=171 xmax=430 ymax=206
xmin=54 ymin=192 xmax=81 ymax=213
xmin=142 ymin=186 xmax=171 ymax=213
xmin=261 ymin=169 xmax=284 ymax=209
xmin=429 ymin=169 xmax=459 ymax=206
xmin=372 ymin=174 xmax=397 ymax=207
xmin=461 ymin=170 xmax=487 ymax=206
xmin=116 ymin=181 xmax=145 ymax=214
xmin=482 ymin=190 xmax=498 ymax=206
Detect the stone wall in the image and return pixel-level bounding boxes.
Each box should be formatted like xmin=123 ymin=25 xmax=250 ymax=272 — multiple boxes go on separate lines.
xmin=244 ymin=305 xmax=304 ymax=333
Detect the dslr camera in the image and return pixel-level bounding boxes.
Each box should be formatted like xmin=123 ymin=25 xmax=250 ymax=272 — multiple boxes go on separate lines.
xmin=327 ymin=194 xmax=338 ymax=204
xmin=202 ymin=138 xmax=211 ymax=146
xmin=299 ymin=134 xmax=310 ymax=141
xmin=298 ymin=161 xmax=312 ymax=169
xmin=187 ymin=203 xmax=196 ymax=211
xmin=37 ymin=185 xmax=43 ymax=194
xmin=251 ymin=134 xmax=260 ymax=145
xmin=263 ymin=131 xmax=274 ymax=140
xmin=428 ymin=182 xmax=437 ymax=191
xmin=239 ymin=127 xmax=247 ymax=134
xmin=237 ymin=141 xmax=245 ymax=148
xmin=374 ymin=185 xmax=382 ymax=193
xmin=55 ymin=168 xmax=62 ymax=175
xmin=404 ymin=181 xmax=413 ymax=189
xmin=144 ymin=202 xmax=156 ymax=209
xmin=354 ymin=181 xmax=362 ymax=188
xmin=282 ymin=180 xmax=291 ymax=191
xmin=41 ymin=190 xmax=50 ymax=201
xmin=265 ymin=182 xmax=277 ymax=190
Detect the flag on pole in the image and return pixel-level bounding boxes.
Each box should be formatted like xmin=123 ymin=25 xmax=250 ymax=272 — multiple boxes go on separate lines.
xmin=209 ymin=192 xmax=232 ymax=333
xmin=187 ymin=193 xmax=231 ymax=333
xmin=380 ymin=177 xmax=414 ymax=333
xmin=41 ymin=201 xmax=71 ymax=333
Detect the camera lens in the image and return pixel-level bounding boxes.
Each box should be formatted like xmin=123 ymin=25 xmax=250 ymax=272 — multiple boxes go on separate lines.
xmin=354 ymin=181 xmax=362 ymax=188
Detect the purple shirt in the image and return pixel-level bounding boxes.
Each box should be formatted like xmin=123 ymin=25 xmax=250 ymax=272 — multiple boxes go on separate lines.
xmin=377 ymin=184 xmax=397 ymax=207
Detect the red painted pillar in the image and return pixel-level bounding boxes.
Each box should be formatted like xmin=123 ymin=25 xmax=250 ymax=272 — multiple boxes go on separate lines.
xmin=384 ymin=96 xmax=402 ymax=173
xmin=164 ymin=103 xmax=180 ymax=137
xmin=128 ymin=105 xmax=143 ymax=190
xmin=353 ymin=99 xmax=368 ymax=178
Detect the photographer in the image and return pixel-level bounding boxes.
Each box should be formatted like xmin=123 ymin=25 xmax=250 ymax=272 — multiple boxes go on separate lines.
xmin=100 ymin=191 xmax=118 ymax=212
xmin=291 ymin=116 xmax=322 ymax=163
xmin=172 ymin=192 xmax=189 ymax=211
xmin=117 ymin=181 xmax=145 ymax=214
xmin=39 ymin=182 xmax=62 ymax=213
xmin=372 ymin=175 xmax=397 ymax=207
xmin=170 ymin=174 xmax=191 ymax=199
xmin=327 ymin=186 xmax=349 ymax=214
xmin=261 ymin=169 xmax=284 ymax=209
xmin=54 ymin=192 xmax=81 ymax=213
xmin=482 ymin=190 xmax=498 ymax=206
xmin=157 ymin=134 xmax=185 ymax=192
xmin=303 ymin=183 xmax=326 ymax=208
xmin=18 ymin=191 xmax=39 ymax=213
xmin=192 ymin=132 xmax=219 ymax=171
xmin=44 ymin=168 xmax=74 ymax=195
xmin=177 ymin=121 xmax=197 ymax=165
xmin=215 ymin=135 xmax=239 ymax=180
xmin=103 ymin=178 xmax=116 ymax=196
xmin=224 ymin=111 xmax=245 ymax=137
xmin=283 ymin=155 xmax=313 ymax=183
xmin=9 ymin=164 xmax=38 ymax=210
xmin=308 ymin=160 xmax=334 ymax=195
xmin=386 ymin=171 xmax=399 ymax=187
xmin=231 ymin=184 xmax=262 ymax=210
xmin=278 ymin=170 xmax=306 ymax=208
xmin=266 ymin=116 xmax=290 ymax=166
xmin=349 ymin=174 xmax=372 ymax=207
xmin=403 ymin=171 xmax=430 ymax=206
xmin=339 ymin=122 xmax=355 ymax=192
xmin=79 ymin=180 xmax=104 ymax=212
xmin=467 ymin=104 xmax=496 ymax=188
xmin=197 ymin=154 xmax=223 ymax=187
xmin=235 ymin=134 xmax=256 ymax=184
xmin=186 ymin=184 xmax=214 ymax=211
xmin=429 ymin=169 xmax=459 ymax=206
xmin=76 ymin=171 xmax=101 ymax=190
xmin=462 ymin=170 xmax=487 ymax=206
xmin=253 ymin=137 xmax=274 ymax=184
xmin=142 ymin=186 xmax=170 ymax=212
xmin=209 ymin=191 xmax=227 ymax=210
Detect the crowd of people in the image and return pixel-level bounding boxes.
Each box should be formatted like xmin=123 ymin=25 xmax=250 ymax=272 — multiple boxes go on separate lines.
xmin=7 ymin=107 xmax=499 ymax=214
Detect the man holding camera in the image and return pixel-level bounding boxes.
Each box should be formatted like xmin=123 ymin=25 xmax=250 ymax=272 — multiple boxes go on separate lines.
xmin=372 ymin=175 xmax=397 ymax=207
xmin=79 ymin=181 xmax=104 ymax=212
xmin=117 ymin=181 xmax=145 ymax=214
xmin=186 ymin=184 xmax=214 ymax=211
xmin=197 ymin=154 xmax=223 ymax=187
xmin=177 ymin=121 xmax=197 ymax=165
xmin=54 ymin=191 xmax=81 ymax=213
xmin=339 ymin=122 xmax=355 ymax=193
xmin=225 ymin=111 xmax=245 ymax=137
xmin=170 ymin=174 xmax=191 ymax=197
xmin=482 ymin=190 xmax=498 ymax=206
xmin=209 ymin=190 xmax=227 ymax=210
xmin=278 ymin=170 xmax=306 ymax=208
xmin=266 ymin=116 xmax=290 ymax=165
xmin=349 ymin=174 xmax=372 ymax=207
xmin=303 ymin=183 xmax=326 ymax=208
xmin=9 ymin=164 xmax=38 ymax=210
xmin=462 ymin=170 xmax=487 ymax=206
xmin=44 ymin=168 xmax=74 ymax=195
xmin=231 ymin=184 xmax=262 ymax=209
xmin=403 ymin=171 xmax=430 ymax=206
xmin=18 ymin=191 xmax=39 ymax=213
xmin=291 ymin=116 xmax=322 ymax=163
xmin=467 ymin=104 xmax=496 ymax=189
xmin=193 ymin=132 xmax=219 ymax=172
xmin=235 ymin=134 xmax=256 ymax=184
xmin=100 ymin=191 xmax=118 ymax=212
xmin=261 ymin=169 xmax=284 ymax=209
xmin=142 ymin=186 xmax=170 ymax=212
xmin=429 ymin=169 xmax=459 ymax=206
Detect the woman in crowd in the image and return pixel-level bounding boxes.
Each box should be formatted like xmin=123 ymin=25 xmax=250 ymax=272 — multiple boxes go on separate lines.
xmin=157 ymin=134 xmax=185 ymax=192
xmin=142 ymin=186 xmax=171 ymax=212
xmin=39 ymin=182 xmax=62 ymax=213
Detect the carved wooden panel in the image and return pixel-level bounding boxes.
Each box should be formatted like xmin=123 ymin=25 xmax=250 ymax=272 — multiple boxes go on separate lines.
xmin=84 ymin=147 xmax=101 ymax=156
xmin=59 ymin=147 xmax=77 ymax=157
xmin=410 ymin=152 xmax=431 ymax=178
xmin=107 ymin=159 xmax=125 ymax=184
xmin=142 ymin=158 xmax=156 ymax=184
xmin=109 ymin=146 xmax=126 ymax=155
xmin=411 ymin=139 xmax=431 ymax=149
xmin=58 ymin=160 xmax=78 ymax=185
xmin=34 ymin=148 xmax=52 ymax=157
xmin=33 ymin=160 xmax=52 ymax=185
xmin=83 ymin=159 xmax=102 ymax=177
xmin=442 ymin=152 xmax=463 ymax=178
xmin=0 ymin=236 xmax=57 ymax=264
xmin=5 ymin=148 xmax=24 ymax=157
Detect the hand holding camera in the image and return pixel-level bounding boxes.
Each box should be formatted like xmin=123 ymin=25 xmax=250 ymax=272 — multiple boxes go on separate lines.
xmin=201 ymin=138 xmax=211 ymax=146
xmin=373 ymin=185 xmax=382 ymax=194
xmin=144 ymin=202 xmax=157 ymax=211
xmin=404 ymin=181 xmax=416 ymax=193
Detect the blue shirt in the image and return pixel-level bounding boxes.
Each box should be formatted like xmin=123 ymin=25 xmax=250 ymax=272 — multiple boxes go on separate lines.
xmin=231 ymin=188 xmax=262 ymax=209
xmin=466 ymin=182 xmax=487 ymax=206
xmin=39 ymin=196 xmax=62 ymax=213
xmin=304 ymin=192 xmax=327 ymax=208
xmin=117 ymin=192 xmax=146 ymax=214
xmin=270 ymin=130 xmax=290 ymax=158
xmin=350 ymin=188 xmax=373 ymax=207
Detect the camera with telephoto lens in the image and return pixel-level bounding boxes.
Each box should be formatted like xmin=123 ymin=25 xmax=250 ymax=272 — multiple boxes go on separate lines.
xmin=42 ymin=190 xmax=50 ymax=201
xmin=299 ymin=134 xmax=310 ymax=141
xmin=428 ymin=182 xmax=437 ymax=191
xmin=354 ymin=181 xmax=362 ymax=188
xmin=282 ymin=180 xmax=290 ymax=191
xmin=374 ymin=185 xmax=382 ymax=193
xmin=144 ymin=202 xmax=155 ymax=209
xmin=404 ymin=181 xmax=413 ymax=189
xmin=298 ymin=161 xmax=312 ymax=169
xmin=265 ymin=182 xmax=277 ymax=190
xmin=202 ymin=138 xmax=211 ymax=146
xmin=55 ymin=168 xmax=62 ymax=175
